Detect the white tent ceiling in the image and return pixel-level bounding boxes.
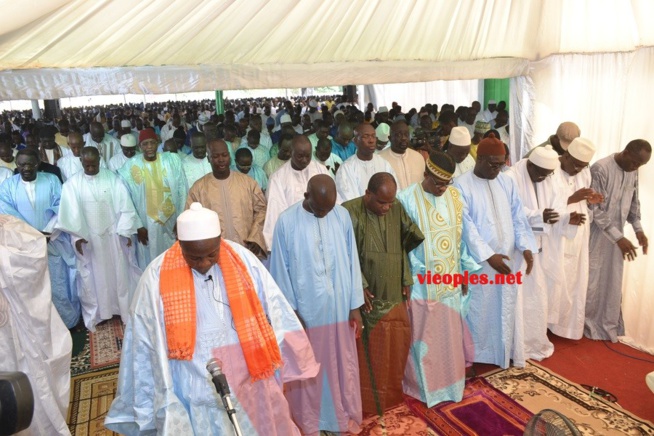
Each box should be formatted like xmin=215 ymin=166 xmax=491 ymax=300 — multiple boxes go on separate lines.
xmin=1 ymin=0 xmax=653 ymax=99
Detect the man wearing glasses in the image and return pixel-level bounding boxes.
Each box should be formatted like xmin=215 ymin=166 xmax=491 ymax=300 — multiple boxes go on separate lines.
xmin=398 ymin=151 xmax=480 ymax=406
xmin=454 ymin=133 xmax=537 ymax=369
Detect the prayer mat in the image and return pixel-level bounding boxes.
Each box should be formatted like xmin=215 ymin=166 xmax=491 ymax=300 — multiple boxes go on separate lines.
xmin=90 ymin=318 xmax=124 ymax=369
xmin=405 ymin=377 xmax=533 ymax=435
xmin=485 ymin=360 xmax=654 ymax=435
xmin=71 ymin=339 xmax=92 ymax=377
xmin=354 ymin=402 xmax=437 ymax=435
xmin=68 ymin=368 xmax=119 ymax=436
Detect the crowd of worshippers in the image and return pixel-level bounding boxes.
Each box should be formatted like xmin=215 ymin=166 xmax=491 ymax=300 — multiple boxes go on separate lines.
xmin=0 ymin=95 xmax=650 ymax=435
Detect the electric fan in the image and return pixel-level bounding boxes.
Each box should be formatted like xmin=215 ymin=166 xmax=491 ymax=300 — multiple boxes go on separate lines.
xmin=523 ymin=409 xmax=581 ymax=436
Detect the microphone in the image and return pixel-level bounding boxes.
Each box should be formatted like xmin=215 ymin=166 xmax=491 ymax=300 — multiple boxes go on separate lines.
xmin=207 ymin=359 xmax=243 ymax=435
xmin=206 ymin=358 xmax=230 ymax=399
xmin=205 ymin=275 xmax=213 ymax=283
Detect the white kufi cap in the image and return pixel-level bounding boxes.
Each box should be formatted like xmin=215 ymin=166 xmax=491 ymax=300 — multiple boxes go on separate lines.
xmin=121 ymin=119 xmax=132 ymax=128
xmin=567 ymin=137 xmax=595 ymax=163
xmin=375 ymin=123 xmax=390 ymax=142
xmin=449 ymin=126 xmax=471 ymax=146
xmin=529 ymin=144 xmax=560 ymax=170
xmin=177 ymin=202 xmax=221 ymax=241
xmin=120 ymin=134 xmax=137 ymax=147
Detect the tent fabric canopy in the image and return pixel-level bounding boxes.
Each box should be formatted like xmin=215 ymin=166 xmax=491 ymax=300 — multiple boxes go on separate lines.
xmin=1 ymin=0 xmax=653 ymax=99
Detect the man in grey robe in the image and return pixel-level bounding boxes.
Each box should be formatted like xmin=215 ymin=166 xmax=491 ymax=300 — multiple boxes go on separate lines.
xmin=585 ymin=139 xmax=651 ymax=342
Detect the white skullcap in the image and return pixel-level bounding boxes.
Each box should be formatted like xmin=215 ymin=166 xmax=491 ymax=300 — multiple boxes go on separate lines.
xmin=308 ymin=100 xmax=318 ymax=108
xmin=529 ymin=144 xmax=560 ymax=170
xmin=378 ymin=106 xmax=389 ymax=113
xmin=280 ymin=114 xmax=292 ymax=124
xmin=449 ymin=126 xmax=471 ymax=146
xmin=121 ymin=119 xmax=132 ymax=128
xmin=177 ymin=202 xmax=221 ymax=241
xmin=375 ymin=123 xmax=390 ymax=142
xmin=120 ymin=134 xmax=137 ymax=147
xmin=488 ymin=99 xmax=496 ymax=104
xmin=567 ymin=137 xmax=595 ymax=163
xmin=198 ymin=114 xmax=210 ymax=125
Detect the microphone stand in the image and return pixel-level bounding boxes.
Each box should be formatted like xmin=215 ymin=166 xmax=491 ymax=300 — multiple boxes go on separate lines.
xmin=207 ymin=361 xmax=244 ymax=436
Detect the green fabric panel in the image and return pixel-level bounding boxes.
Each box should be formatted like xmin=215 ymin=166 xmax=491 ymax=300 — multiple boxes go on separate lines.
xmin=483 ymin=79 xmax=510 ymax=109
xmin=215 ymin=90 xmax=224 ymax=115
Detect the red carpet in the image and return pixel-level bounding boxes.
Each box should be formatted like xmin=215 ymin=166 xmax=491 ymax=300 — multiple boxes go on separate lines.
xmin=537 ymin=332 xmax=654 ymax=422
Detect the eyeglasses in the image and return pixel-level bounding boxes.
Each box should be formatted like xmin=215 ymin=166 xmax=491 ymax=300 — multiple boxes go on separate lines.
xmin=485 ymin=159 xmax=506 ymax=170
xmin=429 ymin=174 xmax=453 ymax=187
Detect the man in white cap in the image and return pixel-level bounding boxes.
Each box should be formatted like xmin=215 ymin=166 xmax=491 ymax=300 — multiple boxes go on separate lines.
xmin=307 ymin=99 xmax=321 ymax=122
xmin=525 ymin=121 xmax=581 ymax=157
xmin=507 ymin=144 xmax=586 ymax=360
xmin=379 ymin=120 xmax=424 ymax=190
xmin=120 ymin=119 xmax=138 ymax=144
xmin=447 ymin=126 xmax=476 ymax=178
xmin=375 ymin=123 xmax=391 ymax=151
xmin=106 ymin=202 xmax=319 ymax=435
xmin=0 ymin=214 xmax=73 ymax=435
xmin=585 ymin=139 xmax=651 ymax=342
xmin=57 ymin=146 xmax=143 ymax=330
xmin=108 ymin=132 xmax=138 ymax=172
xmin=336 ymin=123 xmax=397 ymax=201
xmin=57 ymin=131 xmax=108 ymax=181
xmin=482 ymin=100 xmax=498 ymax=125
xmin=548 ymin=137 xmax=603 ymax=339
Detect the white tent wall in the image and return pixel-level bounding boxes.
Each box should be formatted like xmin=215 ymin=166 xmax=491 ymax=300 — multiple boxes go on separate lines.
xmin=363 ymin=80 xmax=480 ymax=113
xmin=513 ymin=47 xmax=654 ymax=353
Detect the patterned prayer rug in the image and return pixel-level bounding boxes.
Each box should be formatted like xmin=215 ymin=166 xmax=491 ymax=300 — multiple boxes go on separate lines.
xmin=356 ymin=402 xmax=437 ymax=435
xmin=405 ymin=377 xmax=533 ymax=435
xmin=68 ymin=368 xmax=120 ymax=436
xmin=89 ymin=318 xmax=124 ymax=369
xmin=485 ymin=361 xmax=654 ymax=435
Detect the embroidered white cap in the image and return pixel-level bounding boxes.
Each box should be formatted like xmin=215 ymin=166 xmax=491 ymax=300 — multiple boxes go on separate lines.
xmin=120 ymin=134 xmax=137 ymax=147
xmin=449 ymin=126 xmax=471 ymax=146
xmin=121 ymin=119 xmax=132 ymax=128
xmin=177 ymin=202 xmax=221 ymax=241
xmin=567 ymin=137 xmax=595 ymax=163
xmin=375 ymin=123 xmax=390 ymax=142
xmin=529 ymin=144 xmax=560 ymax=170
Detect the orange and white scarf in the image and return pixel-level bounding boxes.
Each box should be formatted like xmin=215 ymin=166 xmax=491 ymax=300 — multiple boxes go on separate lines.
xmin=159 ymin=240 xmax=282 ymax=380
